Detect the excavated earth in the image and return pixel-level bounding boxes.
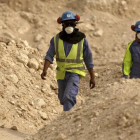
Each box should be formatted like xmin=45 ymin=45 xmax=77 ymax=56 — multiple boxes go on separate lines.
xmin=0 ymin=0 xmax=140 ymax=140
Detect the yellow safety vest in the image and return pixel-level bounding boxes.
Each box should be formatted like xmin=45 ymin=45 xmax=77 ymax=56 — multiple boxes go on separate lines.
xmin=123 ymin=40 xmax=134 ymax=75
xmin=54 ymin=34 xmax=86 ymax=80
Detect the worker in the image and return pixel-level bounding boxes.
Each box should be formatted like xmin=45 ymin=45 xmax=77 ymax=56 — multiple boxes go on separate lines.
xmin=123 ymin=20 xmax=140 ymax=79
xmin=41 ymin=11 xmax=95 ymax=111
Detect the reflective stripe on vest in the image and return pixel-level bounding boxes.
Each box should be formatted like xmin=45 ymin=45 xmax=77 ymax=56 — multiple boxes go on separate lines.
xmin=56 ymin=66 xmax=85 ymax=71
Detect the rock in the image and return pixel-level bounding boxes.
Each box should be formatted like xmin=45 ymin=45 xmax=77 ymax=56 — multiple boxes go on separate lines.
xmin=0 ymin=42 xmax=7 ymax=49
xmin=34 ymin=34 xmax=42 ymax=42
xmin=0 ymin=36 xmax=10 ymax=44
xmin=118 ymin=116 xmax=128 ymax=127
xmin=79 ymin=23 xmax=95 ymax=32
xmin=52 ymin=109 xmax=57 ymax=114
xmin=93 ymin=29 xmax=103 ymax=37
xmin=95 ymin=73 xmax=99 ymax=77
xmin=22 ymin=40 xmax=30 ymax=47
xmin=17 ymin=53 xmax=29 ymax=64
xmin=56 ymin=134 xmax=66 ymax=140
xmin=7 ymin=74 xmax=19 ymax=84
xmin=8 ymin=40 xmax=16 ymax=46
xmin=19 ymin=105 xmax=27 ymax=111
xmin=29 ymin=100 xmax=34 ymax=106
xmin=41 ymin=88 xmax=47 ymax=93
xmin=2 ymin=32 xmax=15 ymax=39
xmin=29 ymin=68 xmax=35 ymax=73
xmin=93 ymin=111 xmax=100 ymax=117
xmin=20 ymin=12 xmax=32 ymax=22
xmin=18 ymin=26 xmax=30 ymax=34
xmin=27 ymin=58 xmax=39 ymax=70
xmin=35 ymin=21 xmax=44 ymax=28
xmin=0 ymin=125 xmax=4 ymax=128
xmin=36 ymin=98 xmax=46 ymax=108
xmin=121 ymin=1 xmax=127 ymax=6
xmin=0 ymin=83 xmax=4 ymax=95
xmin=49 ymin=64 xmax=56 ymax=70
xmin=16 ymin=39 xmax=30 ymax=48
xmin=8 ymin=100 xmax=16 ymax=105
xmin=50 ymin=83 xmax=58 ymax=90
xmin=39 ymin=111 xmax=48 ymax=120
xmin=113 ymin=82 xmax=118 ymax=86
xmin=11 ymin=126 xmax=18 ymax=131
xmin=37 ymin=40 xmax=46 ymax=52
xmin=48 ymin=92 xmax=54 ymax=97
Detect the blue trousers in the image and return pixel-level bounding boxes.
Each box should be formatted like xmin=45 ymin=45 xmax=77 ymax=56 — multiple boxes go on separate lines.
xmin=57 ymin=72 xmax=80 ymax=111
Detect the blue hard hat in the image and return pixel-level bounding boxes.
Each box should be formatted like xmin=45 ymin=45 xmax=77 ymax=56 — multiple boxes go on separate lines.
xmin=61 ymin=11 xmax=76 ymax=22
xmin=134 ymin=21 xmax=140 ymax=31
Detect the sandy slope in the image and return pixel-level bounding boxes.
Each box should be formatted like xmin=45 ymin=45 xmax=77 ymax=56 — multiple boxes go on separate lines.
xmin=1 ymin=0 xmax=140 ymax=140
xmin=0 ymin=128 xmax=28 ymax=140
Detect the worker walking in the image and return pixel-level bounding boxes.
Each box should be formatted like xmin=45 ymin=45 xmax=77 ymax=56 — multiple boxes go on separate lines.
xmin=41 ymin=11 xmax=95 ymax=111
xmin=123 ymin=20 xmax=140 ymax=79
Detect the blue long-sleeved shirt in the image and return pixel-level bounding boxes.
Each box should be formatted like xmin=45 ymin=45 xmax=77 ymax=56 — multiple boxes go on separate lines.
xmin=45 ymin=37 xmax=94 ymax=69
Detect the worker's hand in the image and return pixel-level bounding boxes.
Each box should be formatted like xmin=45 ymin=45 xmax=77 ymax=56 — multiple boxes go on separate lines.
xmin=41 ymin=71 xmax=47 ymax=80
xmin=89 ymin=78 xmax=95 ymax=89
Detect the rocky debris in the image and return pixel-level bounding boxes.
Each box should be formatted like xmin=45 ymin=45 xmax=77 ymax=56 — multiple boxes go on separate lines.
xmin=37 ymin=40 xmax=47 ymax=55
xmin=0 ymin=37 xmax=10 ymax=44
xmin=93 ymin=28 xmax=103 ymax=37
xmin=11 ymin=126 xmax=18 ymax=131
xmin=0 ymin=125 xmax=5 ymax=128
xmin=18 ymin=26 xmax=30 ymax=34
xmin=79 ymin=23 xmax=95 ymax=32
xmin=56 ymin=134 xmax=66 ymax=140
xmin=34 ymin=34 xmax=42 ymax=42
xmin=2 ymin=32 xmax=15 ymax=39
xmin=0 ymin=0 xmax=140 ymax=140
xmin=0 ymin=39 xmax=62 ymax=134
xmin=84 ymin=0 xmax=130 ymax=16
xmin=27 ymin=58 xmax=39 ymax=70
xmin=95 ymin=73 xmax=99 ymax=77
xmin=20 ymin=12 xmax=34 ymax=22
xmin=30 ymin=78 xmax=140 ymax=140
xmin=35 ymin=98 xmax=46 ymax=108
xmin=39 ymin=111 xmax=48 ymax=120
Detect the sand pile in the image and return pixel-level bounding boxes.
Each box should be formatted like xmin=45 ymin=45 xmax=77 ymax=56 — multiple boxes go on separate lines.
xmin=0 ymin=38 xmax=62 ymax=134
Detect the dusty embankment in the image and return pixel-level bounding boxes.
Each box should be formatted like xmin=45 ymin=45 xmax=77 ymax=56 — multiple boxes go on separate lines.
xmin=1 ymin=0 xmax=140 ymax=140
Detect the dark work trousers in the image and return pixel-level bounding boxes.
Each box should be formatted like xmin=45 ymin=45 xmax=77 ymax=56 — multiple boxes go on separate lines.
xmin=57 ymin=72 xmax=80 ymax=111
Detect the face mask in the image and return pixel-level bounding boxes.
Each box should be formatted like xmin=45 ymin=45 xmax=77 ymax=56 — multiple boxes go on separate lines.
xmin=65 ymin=26 xmax=74 ymax=34
xmin=137 ymin=33 xmax=140 ymax=39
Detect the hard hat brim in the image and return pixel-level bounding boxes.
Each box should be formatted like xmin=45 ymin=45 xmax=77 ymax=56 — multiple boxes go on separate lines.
xmin=134 ymin=29 xmax=140 ymax=32
xmin=62 ymin=18 xmax=76 ymax=22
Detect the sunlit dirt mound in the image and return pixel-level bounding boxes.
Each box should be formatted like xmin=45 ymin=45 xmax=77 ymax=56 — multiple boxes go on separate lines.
xmin=0 ymin=39 xmax=62 ymax=134
xmin=29 ymin=78 xmax=140 ymax=140
xmin=0 ymin=0 xmax=140 ymax=139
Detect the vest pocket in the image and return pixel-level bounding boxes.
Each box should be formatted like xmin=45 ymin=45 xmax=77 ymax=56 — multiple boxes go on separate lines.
xmin=56 ymin=70 xmax=65 ymax=80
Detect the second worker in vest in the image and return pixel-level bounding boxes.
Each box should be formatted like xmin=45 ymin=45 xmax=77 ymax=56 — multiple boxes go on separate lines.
xmin=123 ymin=20 xmax=140 ymax=79
xmin=41 ymin=11 xmax=95 ymax=111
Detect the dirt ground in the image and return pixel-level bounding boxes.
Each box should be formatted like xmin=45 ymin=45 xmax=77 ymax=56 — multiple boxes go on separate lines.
xmin=1 ymin=0 xmax=140 ymax=140
xmin=0 ymin=128 xmax=28 ymax=140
